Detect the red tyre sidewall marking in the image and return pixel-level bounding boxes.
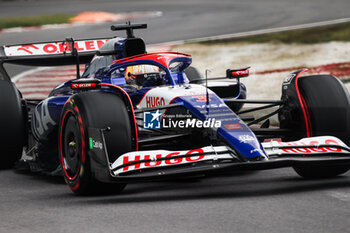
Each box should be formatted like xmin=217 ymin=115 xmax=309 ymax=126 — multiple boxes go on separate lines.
xmin=294 ymin=69 xmax=312 ymax=137
xmin=60 ymin=104 xmax=86 ymax=191
xmin=300 ymin=94 xmax=312 ymax=136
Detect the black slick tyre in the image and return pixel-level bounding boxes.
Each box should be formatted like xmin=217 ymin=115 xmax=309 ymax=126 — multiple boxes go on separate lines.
xmin=290 ymin=75 xmax=350 ymax=178
xmin=184 ymin=66 xmax=204 ymax=84
xmin=0 ymin=80 xmax=25 ymax=168
xmin=59 ymin=91 xmax=134 ymax=195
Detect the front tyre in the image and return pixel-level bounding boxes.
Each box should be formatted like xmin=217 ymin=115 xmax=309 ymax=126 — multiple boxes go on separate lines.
xmin=281 ymin=74 xmax=350 ymax=178
xmin=59 ymin=92 xmax=133 ymax=195
xmin=293 ymin=164 xmax=350 ymax=179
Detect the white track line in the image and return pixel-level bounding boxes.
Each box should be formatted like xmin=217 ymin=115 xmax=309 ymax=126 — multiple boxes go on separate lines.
xmin=327 ymin=191 xmax=350 ymax=202
xmin=12 ymin=67 xmax=52 ymax=82
xmin=175 ymin=17 xmax=350 ymax=44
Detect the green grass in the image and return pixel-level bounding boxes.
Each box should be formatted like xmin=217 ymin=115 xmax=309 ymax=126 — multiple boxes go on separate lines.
xmin=0 ymin=14 xmax=74 ymax=29
xmin=202 ymin=22 xmax=350 ymax=44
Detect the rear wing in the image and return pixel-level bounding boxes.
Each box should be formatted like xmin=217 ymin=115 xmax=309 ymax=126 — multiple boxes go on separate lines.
xmin=0 ymin=38 xmax=111 ymax=66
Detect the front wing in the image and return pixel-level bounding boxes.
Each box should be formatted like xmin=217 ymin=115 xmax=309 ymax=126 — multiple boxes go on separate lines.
xmin=88 ymin=127 xmax=350 ymax=182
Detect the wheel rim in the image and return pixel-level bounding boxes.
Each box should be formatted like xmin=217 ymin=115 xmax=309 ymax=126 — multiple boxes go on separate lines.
xmin=61 ymin=113 xmax=82 ymax=180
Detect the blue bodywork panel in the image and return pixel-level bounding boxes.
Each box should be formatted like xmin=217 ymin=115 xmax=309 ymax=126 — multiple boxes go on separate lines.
xmin=32 ymin=96 xmax=68 ymax=141
xmin=170 ymin=94 xmax=264 ymax=159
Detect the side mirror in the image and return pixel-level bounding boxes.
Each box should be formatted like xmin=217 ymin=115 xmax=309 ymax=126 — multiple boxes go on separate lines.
xmin=226 ymin=67 xmax=250 ymax=79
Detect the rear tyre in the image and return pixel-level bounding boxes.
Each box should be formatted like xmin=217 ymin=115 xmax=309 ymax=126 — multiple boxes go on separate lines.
xmin=184 ymin=66 xmax=204 ymax=84
xmin=0 ymin=80 xmax=25 ymax=168
xmin=59 ymin=92 xmax=134 ymax=195
xmin=286 ymin=75 xmax=350 ymax=178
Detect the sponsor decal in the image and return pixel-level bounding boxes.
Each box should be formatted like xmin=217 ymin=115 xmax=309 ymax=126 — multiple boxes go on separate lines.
xmin=262 ymin=136 xmax=348 ymax=155
xmin=143 ymin=110 xmax=161 ymax=129
xmin=17 ymin=44 xmax=39 ymax=55
xmin=5 ymin=39 xmax=108 ymax=56
xmin=231 ymin=69 xmax=249 ymax=77
xmin=136 ymin=85 xmax=213 ymax=108
xmin=194 ymin=103 xmax=225 ymax=109
xmin=89 ymin=137 xmax=93 ymax=150
xmin=277 ymin=139 xmax=342 ymax=153
xmin=122 ymin=148 xmax=205 ymax=172
xmin=146 ymin=96 xmax=165 ymax=108
xmin=226 ymin=68 xmax=250 ymax=78
xmin=191 ymin=95 xmax=211 ymax=103
xmin=89 ymin=137 xmax=103 ymax=150
xmin=239 ymin=135 xmax=255 ymax=143
xmin=71 ymin=82 xmax=97 ymax=89
xmin=224 ymin=123 xmax=243 ymax=130
xmin=111 ymin=146 xmax=234 ymax=175
xmin=34 ymin=98 xmax=56 ymax=137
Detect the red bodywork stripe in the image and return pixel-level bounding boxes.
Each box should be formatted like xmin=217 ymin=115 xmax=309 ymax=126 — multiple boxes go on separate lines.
xmin=113 ymin=52 xmax=191 ymax=69
xmin=99 ymin=83 xmax=139 ymax=151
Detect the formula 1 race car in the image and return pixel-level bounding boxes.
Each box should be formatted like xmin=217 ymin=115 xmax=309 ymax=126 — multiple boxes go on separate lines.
xmin=1 ymin=23 xmax=350 ymax=195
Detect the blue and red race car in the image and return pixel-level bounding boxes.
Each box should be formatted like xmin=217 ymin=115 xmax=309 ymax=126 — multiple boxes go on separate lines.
xmin=1 ymin=23 xmax=350 ymax=195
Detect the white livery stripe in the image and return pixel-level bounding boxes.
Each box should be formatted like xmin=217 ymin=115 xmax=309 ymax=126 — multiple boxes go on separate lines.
xmin=262 ymin=136 xmax=350 ymax=155
xmin=111 ymin=146 xmax=234 ymax=176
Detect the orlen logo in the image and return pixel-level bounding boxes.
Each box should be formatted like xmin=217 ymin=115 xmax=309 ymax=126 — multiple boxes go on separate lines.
xmin=146 ymin=96 xmax=165 ymax=108
xmin=8 ymin=39 xmax=108 ymax=56
xmin=17 ymin=44 xmax=39 ymax=55
xmin=122 ymin=148 xmax=205 ymax=172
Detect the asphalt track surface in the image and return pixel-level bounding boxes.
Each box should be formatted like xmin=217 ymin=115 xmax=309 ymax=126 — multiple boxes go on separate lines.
xmin=1 ymin=0 xmax=350 ymax=232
